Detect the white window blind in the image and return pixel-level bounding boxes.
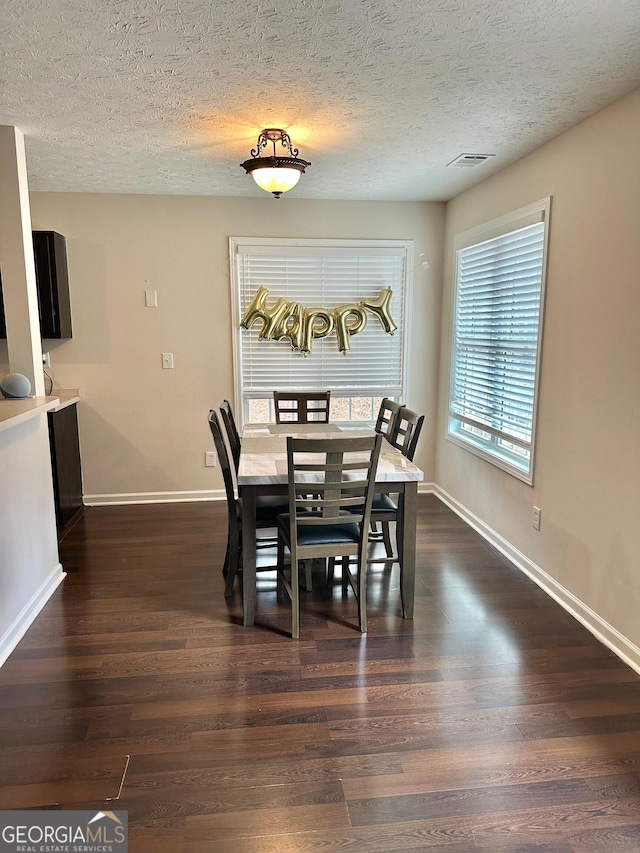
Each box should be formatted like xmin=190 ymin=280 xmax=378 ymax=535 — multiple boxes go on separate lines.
xmin=230 ymin=239 xmax=412 ymax=424
xmin=448 ymin=199 xmax=550 ymax=483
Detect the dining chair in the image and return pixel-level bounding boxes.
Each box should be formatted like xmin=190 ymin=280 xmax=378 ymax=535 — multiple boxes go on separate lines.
xmin=273 ymin=391 xmax=331 ymax=424
xmin=220 ymin=399 xmax=241 ymax=473
xmin=208 ymin=410 xmax=290 ymax=597
xmin=208 ymin=410 xmax=242 ymax=596
xmin=275 ymin=433 xmax=382 ymax=639
xmin=389 ymin=406 xmax=424 ymax=461
xmin=374 ymin=397 xmax=402 ymax=439
xmin=369 ymin=405 xmax=424 ymax=559
xmin=370 ymin=398 xmax=403 ymax=545
xmin=218 ymin=397 xmax=293 ymax=552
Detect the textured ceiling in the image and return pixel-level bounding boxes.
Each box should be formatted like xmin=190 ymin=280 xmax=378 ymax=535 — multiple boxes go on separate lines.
xmin=1 ymin=0 xmax=639 ymax=201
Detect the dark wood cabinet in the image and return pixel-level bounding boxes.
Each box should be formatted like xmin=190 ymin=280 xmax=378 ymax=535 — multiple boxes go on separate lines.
xmin=0 ymin=278 xmax=5 ymax=338
xmin=48 ymin=403 xmax=84 ymax=532
xmin=0 ymin=230 xmax=72 ymax=339
xmin=34 ymin=231 xmax=72 ymax=339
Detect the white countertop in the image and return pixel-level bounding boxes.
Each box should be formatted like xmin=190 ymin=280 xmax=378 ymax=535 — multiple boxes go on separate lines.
xmin=49 ymin=389 xmax=81 ymax=412
xmin=0 ymin=388 xmax=80 ymax=432
xmin=0 ymin=396 xmax=61 ymax=433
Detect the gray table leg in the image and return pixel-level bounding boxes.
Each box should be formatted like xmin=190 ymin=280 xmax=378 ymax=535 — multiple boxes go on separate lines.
xmin=400 ymin=481 xmax=417 ymax=619
xmin=241 ymin=486 xmax=257 ymax=626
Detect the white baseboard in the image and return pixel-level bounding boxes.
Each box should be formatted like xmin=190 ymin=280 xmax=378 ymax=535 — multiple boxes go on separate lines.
xmin=434 ymin=485 xmax=640 ymax=676
xmin=0 ymin=564 xmax=66 ymax=668
xmin=418 ymin=482 xmax=436 ymax=494
xmin=84 ymin=490 xmax=225 ymax=506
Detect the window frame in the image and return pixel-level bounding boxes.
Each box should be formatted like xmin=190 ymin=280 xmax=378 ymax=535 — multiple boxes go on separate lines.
xmin=447 ymin=197 xmax=552 ymax=485
xmin=230 ymin=237 xmax=414 ymax=428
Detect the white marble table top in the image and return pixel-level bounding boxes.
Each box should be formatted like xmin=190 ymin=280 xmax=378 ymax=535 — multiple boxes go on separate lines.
xmin=238 ymin=424 xmax=423 ymax=485
xmin=244 ymin=423 xmax=341 ymax=435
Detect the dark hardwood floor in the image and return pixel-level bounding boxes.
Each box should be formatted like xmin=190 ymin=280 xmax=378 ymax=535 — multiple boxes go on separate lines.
xmin=1 ymin=495 xmax=640 ymax=851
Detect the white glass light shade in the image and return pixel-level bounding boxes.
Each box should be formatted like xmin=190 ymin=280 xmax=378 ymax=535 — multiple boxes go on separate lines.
xmin=251 ymin=167 xmax=301 ymax=195
xmin=241 ymin=130 xmax=310 ymax=197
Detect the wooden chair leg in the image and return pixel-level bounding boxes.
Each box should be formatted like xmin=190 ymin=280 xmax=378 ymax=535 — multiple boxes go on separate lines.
xmin=224 ymin=524 xmax=240 ymax=597
xmin=341 ymin=556 xmax=349 ymax=596
xmin=276 ymin=535 xmax=285 ymax=601
xmin=291 ymin=559 xmax=300 ymax=640
xmin=357 ymin=551 xmax=367 ymax=634
xmin=382 ymin=521 xmax=394 ymax=558
xmin=222 ymin=537 xmax=230 ymax=577
xmin=326 ymin=556 xmax=336 ymax=588
xmin=303 ymin=560 xmax=313 ymax=591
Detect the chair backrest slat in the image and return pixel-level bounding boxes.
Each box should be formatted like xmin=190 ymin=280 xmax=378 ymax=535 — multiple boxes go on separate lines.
xmin=274 ymin=391 xmax=331 ymax=424
xmin=292 ymin=460 xmax=368 ymax=473
xmin=294 ymin=480 xmax=367 ymax=492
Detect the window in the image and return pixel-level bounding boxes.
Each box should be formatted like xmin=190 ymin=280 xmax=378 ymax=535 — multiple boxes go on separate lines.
xmin=447 ymin=198 xmax=551 ymax=484
xmin=230 ymin=238 xmax=413 ymax=426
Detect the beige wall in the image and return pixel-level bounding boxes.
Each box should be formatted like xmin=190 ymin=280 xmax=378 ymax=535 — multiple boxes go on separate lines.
xmin=437 ymin=88 xmax=640 ymax=649
xmin=23 ymin=195 xmax=444 ymax=499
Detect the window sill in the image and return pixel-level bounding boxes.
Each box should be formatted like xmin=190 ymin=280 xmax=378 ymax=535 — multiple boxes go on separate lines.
xmin=446 ymin=429 xmax=534 ymax=485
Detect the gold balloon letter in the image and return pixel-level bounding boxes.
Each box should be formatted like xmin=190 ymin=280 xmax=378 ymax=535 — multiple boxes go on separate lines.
xmin=360 ymin=287 xmax=397 ymax=335
xmin=240 ymin=286 xmax=292 ymax=341
xmin=298 ymin=309 xmax=334 ymax=354
xmin=281 ymin=303 xmax=304 ymax=351
xmin=334 ymin=304 xmax=367 ymax=354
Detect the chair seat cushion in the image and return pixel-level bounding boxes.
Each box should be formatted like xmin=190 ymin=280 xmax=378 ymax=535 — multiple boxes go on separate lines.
xmin=370 ymin=493 xmax=398 ymax=513
xmin=236 ymin=494 xmax=289 ymax=523
xmin=277 ymin=512 xmax=361 ymax=547
xmin=345 ymin=493 xmax=398 ymax=515
xmin=255 ymin=494 xmax=290 ymax=521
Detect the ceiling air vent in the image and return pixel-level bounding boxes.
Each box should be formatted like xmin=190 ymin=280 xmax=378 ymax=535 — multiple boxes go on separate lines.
xmin=447 ymin=153 xmax=495 ymax=168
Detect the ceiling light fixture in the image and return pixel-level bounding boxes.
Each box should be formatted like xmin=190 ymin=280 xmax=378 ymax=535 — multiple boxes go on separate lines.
xmin=240 ymin=128 xmax=310 ymax=198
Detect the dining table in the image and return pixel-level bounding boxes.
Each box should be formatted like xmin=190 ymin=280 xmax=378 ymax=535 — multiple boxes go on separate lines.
xmin=237 ymin=422 xmax=424 ymax=627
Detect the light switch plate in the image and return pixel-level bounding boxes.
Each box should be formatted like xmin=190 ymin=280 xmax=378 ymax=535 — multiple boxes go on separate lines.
xmin=161 ymin=352 xmax=174 ymax=369
xmin=145 ymin=289 xmax=158 ymax=307
xmin=532 ymin=506 xmax=541 ymax=530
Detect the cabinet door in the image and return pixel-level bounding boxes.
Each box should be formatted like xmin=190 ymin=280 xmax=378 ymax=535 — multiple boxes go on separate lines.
xmin=48 ymin=404 xmax=84 ymax=529
xmin=34 ymin=231 xmax=72 ymax=339
xmin=0 ymin=231 xmax=72 ymax=340
xmin=0 ymin=273 xmax=5 ymax=338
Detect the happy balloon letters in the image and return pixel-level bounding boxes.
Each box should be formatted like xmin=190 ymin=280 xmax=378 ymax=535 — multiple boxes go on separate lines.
xmin=240 ymin=286 xmax=396 ymax=355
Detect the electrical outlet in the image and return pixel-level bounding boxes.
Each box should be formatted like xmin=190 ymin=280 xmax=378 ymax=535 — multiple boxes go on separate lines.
xmin=161 ymin=352 xmax=174 ymax=369
xmin=42 ymin=352 xmax=50 ymax=367
xmin=205 ymin=451 xmax=217 ymax=467
xmin=532 ymin=506 xmax=541 ymax=531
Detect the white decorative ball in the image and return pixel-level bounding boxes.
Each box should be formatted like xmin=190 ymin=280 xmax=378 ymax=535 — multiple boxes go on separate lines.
xmin=0 ymin=373 xmax=32 ymax=399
